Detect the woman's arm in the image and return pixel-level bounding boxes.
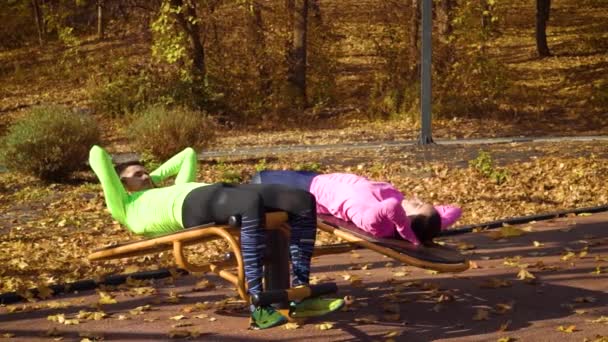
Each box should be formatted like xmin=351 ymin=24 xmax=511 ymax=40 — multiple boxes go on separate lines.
xmin=150 ymin=147 xmax=197 ymax=185
xmin=88 ymin=145 xmax=127 ymax=222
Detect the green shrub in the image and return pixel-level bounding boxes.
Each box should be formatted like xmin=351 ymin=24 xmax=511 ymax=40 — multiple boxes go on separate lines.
xmin=128 ymin=106 xmax=216 ymax=161
xmin=469 ymin=150 xmax=508 ymax=185
xmin=0 ymin=106 xmax=100 ymax=182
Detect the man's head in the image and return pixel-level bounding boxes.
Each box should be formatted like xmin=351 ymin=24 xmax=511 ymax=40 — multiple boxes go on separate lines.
xmin=115 ymin=161 xmax=154 ymax=192
xmin=402 ymin=199 xmax=441 ymax=244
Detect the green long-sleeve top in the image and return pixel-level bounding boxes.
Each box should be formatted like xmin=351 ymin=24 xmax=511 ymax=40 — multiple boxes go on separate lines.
xmin=89 ymin=145 xmax=209 ymax=237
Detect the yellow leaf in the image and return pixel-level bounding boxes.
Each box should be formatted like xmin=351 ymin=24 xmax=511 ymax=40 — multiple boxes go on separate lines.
xmin=284 ymin=323 xmax=300 ymax=330
xmin=517 ymin=269 xmax=535 ymax=280
xmin=169 ymin=315 xmax=186 ymax=321
xmin=79 ymin=331 xmax=104 ymax=340
xmin=473 ymin=309 xmax=490 ymax=321
xmin=37 ymin=283 xmax=54 ymax=300
xmin=316 ymin=322 xmax=334 ymax=330
xmin=498 ymin=320 xmax=512 ymax=332
xmin=45 ymin=327 xmax=62 ymax=337
xmin=495 ymin=303 xmax=513 ymax=314
xmin=497 ymin=337 xmax=516 ymax=342
xmin=193 ymin=279 xmax=215 ymax=291
xmin=129 ymin=305 xmax=151 ymax=315
xmin=354 ymin=315 xmax=378 ymax=324
xmin=167 ymin=330 xmax=190 ymax=338
xmin=97 ymin=291 xmax=117 ymax=305
xmin=480 ymin=278 xmax=512 ymax=289
xmin=557 ymin=325 xmax=576 ymax=333
xmin=533 ymin=241 xmax=544 ymax=247
xmin=574 ymin=296 xmax=597 ymax=303
xmin=489 ymin=226 xmax=525 ymax=239
xmin=2 ymin=333 xmax=16 ymax=338
xmin=578 ymin=212 xmax=592 ymax=217
xmin=123 ymin=265 xmax=140 ymax=274
xmin=589 ymin=316 xmax=608 ymax=324
xmin=385 ymin=331 xmax=400 ymax=338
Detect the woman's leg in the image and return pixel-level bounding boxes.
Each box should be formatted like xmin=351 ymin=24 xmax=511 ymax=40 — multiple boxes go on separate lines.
xmin=250 ymin=170 xmax=318 ymax=191
xmin=236 ymin=183 xmax=317 ymax=287
xmin=182 ymin=184 xmax=267 ymax=297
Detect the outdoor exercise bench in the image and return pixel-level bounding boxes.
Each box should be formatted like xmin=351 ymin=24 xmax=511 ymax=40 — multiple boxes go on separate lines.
xmin=88 ymin=212 xmax=468 ymax=306
xmin=315 ymin=215 xmax=470 ymax=273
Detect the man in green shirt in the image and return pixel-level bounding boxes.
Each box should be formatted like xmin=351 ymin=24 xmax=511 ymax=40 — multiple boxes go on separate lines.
xmin=89 ymin=145 xmax=342 ymax=329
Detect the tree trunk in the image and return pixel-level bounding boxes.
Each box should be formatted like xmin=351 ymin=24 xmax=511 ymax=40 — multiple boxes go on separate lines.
xmin=437 ymin=0 xmax=452 ymax=42
xmin=249 ymin=1 xmax=271 ymax=98
xmin=535 ymin=0 xmax=551 ymax=57
xmin=31 ymin=0 xmax=44 ymax=46
xmin=287 ymin=0 xmax=308 ymax=108
xmin=310 ymin=0 xmax=321 ymax=23
xmin=481 ymin=0 xmax=490 ymax=31
xmin=170 ymin=0 xmax=206 ymax=78
xmin=97 ymin=0 xmax=105 ymax=40
xmin=408 ymin=0 xmax=420 ymax=79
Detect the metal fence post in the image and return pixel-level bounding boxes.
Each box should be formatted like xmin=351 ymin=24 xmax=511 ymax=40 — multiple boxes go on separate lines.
xmin=419 ymin=0 xmax=434 ymax=145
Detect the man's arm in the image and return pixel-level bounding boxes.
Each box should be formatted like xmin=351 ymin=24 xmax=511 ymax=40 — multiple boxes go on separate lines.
xmin=150 ymin=147 xmax=198 ymax=185
xmin=88 ymin=145 xmax=127 ymax=222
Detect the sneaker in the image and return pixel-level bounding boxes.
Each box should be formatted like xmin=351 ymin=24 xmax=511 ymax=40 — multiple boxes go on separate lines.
xmin=250 ymin=306 xmax=287 ymax=330
xmin=290 ymin=297 xmax=345 ymax=318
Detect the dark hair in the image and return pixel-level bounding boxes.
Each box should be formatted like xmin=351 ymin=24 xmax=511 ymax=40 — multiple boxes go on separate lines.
xmin=115 ymin=160 xmax=144 ymax=177
xmin=410 ymin=209 xmax=441 ymax=244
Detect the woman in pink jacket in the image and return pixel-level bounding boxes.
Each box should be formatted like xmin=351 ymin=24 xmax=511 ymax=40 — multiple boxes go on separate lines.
xmin=251 ymin=171 xmax=461 ymax=246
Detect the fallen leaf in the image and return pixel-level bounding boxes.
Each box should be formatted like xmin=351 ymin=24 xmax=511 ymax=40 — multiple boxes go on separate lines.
xmin=284 ymin=322 xmax=300 ymax=330
xmin=533 ymin=241 xmax=544 ymax=247
xmin=169 ymin=315 xmax=186 ymax=321
xmin=557 ymin=325 xmax=577 ymax=333
xmin=499 ymin=320 xmax=512 ymax=332
xmin=129 ymin=305 xmax=151 ymax=315
xmin=45 ymin=327 xmax=62 ymax=337
xmin=517 ymin=269 xmax=536 ymax=281
xmin=495 ymin=303 xmax=514 ymax=314
xmin=79 ymin=331 xmax=104 ymax=340
xmin=97 ymin=292 xmax=117 ymax=305
xmin=193 ymin=279 xmax=216 ymax=291
xmin=354 ymin=315 xmax=378 ymax=324
xmin=589 ymin=316 xmax=608 ymax=324
xmin=167 ymin=330 xmax=190 ymax=338
xmin=480 ymin=278 xmax=512 ymax=289
xmin=316 ymin=322 xmax=334 ymax=330
xmin=497 ymin=337 xmax=516 ymax=342
xmin=473 ymin=308 xmax=490 ymax=321
xmin=37 ymin=283 xmax=54 ymax=300
xmin=574 ymin=296 xmax=597 ymax=303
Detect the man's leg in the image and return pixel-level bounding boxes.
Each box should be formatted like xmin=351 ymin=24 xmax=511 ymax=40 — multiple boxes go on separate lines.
xmin=236 ymin=184 xmax=317 ymax=287
xmin=182 ymin=184 xmax=267 ymax=297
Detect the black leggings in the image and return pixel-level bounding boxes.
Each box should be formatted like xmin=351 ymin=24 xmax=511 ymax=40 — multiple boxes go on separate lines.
xmin=181 ymin=183 xmax=317 ymax=299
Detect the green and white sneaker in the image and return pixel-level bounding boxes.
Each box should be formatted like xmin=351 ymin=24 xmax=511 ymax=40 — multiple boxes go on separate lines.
xmin=290 ymin=297 xmax=345 ymax=318
xmin=250 ymin=306 xmax=287 ymax=330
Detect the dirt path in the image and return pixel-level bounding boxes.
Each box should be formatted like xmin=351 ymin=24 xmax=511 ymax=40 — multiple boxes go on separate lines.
xmin=1 ymin=212 xmax=607 ymax=341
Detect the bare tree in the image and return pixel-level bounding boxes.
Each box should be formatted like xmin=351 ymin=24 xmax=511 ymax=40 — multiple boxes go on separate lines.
xmin=437 ymin=0 xmax=452 ymax=41
xmin=248 ymin=1 xmax=271 ymax=98
xmin=31 ymin=0 xmax=44 ymax=46
xmin=408 ymin=0 xmax=420 ymax=78
xmin=97 ymin=0 xmax=105 ymax=40
xmin=287 ymin=0 xmax=308 ymax=108
xmin=536 ymin=0 xmax=551 ymax=57
xmin=168 ymin=0 xmax=205 ymax=78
